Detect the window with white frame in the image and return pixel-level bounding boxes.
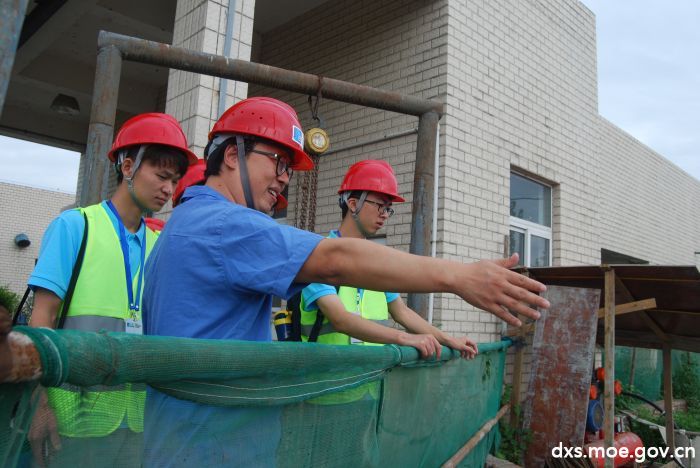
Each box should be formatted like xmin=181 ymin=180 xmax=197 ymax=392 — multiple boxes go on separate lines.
xmin=509 ymin=172 xmax=552 ymax=267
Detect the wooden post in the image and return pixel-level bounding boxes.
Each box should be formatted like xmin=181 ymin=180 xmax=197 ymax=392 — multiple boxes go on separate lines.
xmin=663 ymin=343 xmax=675 ymax=454
xmin=604 ymin=268 xmax=615 ymax=468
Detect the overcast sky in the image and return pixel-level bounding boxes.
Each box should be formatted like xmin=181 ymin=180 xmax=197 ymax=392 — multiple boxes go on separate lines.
xmin=0 ymin=1 xmax=698 ymax=194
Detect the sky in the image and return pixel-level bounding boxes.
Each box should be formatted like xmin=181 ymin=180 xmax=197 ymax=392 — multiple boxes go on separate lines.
xmin=582 ymin=0 xmax=699 ymax=180
xmin=0 ymin=1 xmax=698 ymax=193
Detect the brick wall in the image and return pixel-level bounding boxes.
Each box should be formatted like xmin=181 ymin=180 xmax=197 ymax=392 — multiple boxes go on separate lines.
xmin=598 ymin=117 xmax=700 ymax=265
xmin=0 ymin=182 xmax=76 ymax=297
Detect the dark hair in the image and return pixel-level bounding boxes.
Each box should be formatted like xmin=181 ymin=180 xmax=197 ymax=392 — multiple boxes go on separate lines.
xmin=116 ymin=144 xmax=189 ymax=183
xmin=204 ymin=136 xmax=259 ymax=178
xmin=340 ymin=190 xmax=364 ymax=219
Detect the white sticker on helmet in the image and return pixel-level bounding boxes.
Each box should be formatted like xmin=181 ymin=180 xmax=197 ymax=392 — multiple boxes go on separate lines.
xmin=292 ymin=125 xmax=303 ymax=150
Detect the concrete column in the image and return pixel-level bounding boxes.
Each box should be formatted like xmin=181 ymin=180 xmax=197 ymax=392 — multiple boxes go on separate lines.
xmin=158 ymin=0 xmax=255 ymax=217
xmin=167 ymin=0 xmax=255 ymax=154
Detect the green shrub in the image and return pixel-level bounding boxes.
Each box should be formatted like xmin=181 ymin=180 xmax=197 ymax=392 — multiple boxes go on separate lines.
xmin=0 ymin=285 xmax=20 ymax=315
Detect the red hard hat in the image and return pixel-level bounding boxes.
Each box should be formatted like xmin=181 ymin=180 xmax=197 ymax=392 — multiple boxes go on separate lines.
xmin=108 ymin=113 xmax=198 ymax=165
xmin=338 ymin=160 xmax=405 ymax=202
xmin=173 ymin=159 xmax=206 ymax=206
xmin=144 ymin=217 xmax=165 ymax=232
xmin=209 ymin=97 xmax=314 ymax=171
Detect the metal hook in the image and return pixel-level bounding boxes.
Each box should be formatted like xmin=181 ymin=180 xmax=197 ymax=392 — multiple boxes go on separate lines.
xmin=308 ymin=77 xmax=324 ymax=127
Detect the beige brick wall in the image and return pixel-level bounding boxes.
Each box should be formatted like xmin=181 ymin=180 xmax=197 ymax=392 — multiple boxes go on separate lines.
xmin=0 ymin=182 xmax=76 ymax=297
xmin=598 ymin=117 xmax=700 ymax=265
xmin=441 ymin=0 xmax=601 ymax=338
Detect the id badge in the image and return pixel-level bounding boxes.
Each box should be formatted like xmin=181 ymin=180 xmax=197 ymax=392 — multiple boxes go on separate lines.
xmin=125 ymin=318 xmax=143 ymax=335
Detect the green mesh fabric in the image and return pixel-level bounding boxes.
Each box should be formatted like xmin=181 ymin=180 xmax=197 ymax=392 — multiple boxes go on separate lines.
xmin=615 ymin=346 xmax=663 ymax=400
xmin=615 ymin=346 xmax=700 ymax=401
xmin=2 ymin=327 xmax=508 ymax=467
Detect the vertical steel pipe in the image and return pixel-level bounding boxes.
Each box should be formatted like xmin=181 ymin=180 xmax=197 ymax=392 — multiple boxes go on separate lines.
xmin=80 ymin=45 xmax=122 ymax=206
xmin=0 ymin=0 xmax=29 ymax=117
xmin=407 ymin=111 xmax=440 ymax=319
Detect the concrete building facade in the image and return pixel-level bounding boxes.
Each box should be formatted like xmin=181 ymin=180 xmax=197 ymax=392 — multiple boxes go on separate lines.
xmin=0 ymin=182 xmax=75 ymax=297
xmin=4 ymin=0 xmax=699 ymax=342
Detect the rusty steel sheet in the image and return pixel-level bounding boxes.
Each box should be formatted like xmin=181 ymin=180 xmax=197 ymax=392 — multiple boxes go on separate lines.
xmin=522 ymin=286 xmax=601 ymax=468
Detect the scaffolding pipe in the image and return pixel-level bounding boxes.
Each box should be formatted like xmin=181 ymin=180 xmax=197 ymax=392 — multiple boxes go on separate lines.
xmin=97 ymin=31 xmax=444 ymax=117
xmin=81 ymin=45 xmax=122 ymax=206
xmin=84 ymin=31 xmax=444 ymax=293
xmin=0 ymin=0 xmax=29 ymax=118
xmin=408 ymin=111 xmax=440 ymax=319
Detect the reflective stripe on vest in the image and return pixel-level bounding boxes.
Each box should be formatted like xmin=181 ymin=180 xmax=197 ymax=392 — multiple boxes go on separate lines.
xmin=48 ymin=203 xmax=156 ymax=437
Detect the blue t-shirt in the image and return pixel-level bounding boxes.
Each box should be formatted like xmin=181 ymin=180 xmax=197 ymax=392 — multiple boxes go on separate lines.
xmin=142 ymin=185 xmax=322 ymax=340
xmin=302 ymin=230 xmax=399 ymax=311
xmin=141 ymin=185 xmax=322 ymax=467
xmin=28 ymin=201 xmax=146 ymax=300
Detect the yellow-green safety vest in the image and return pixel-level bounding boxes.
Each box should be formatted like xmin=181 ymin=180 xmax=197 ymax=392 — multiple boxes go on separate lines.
xmin=300 ymin=286 xmax=391 ymax=404
xmin=47 ymin=203 xmax=158 ymax=437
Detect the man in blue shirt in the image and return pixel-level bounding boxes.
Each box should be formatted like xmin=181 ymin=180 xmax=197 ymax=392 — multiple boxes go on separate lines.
xmin=143 ymin=97 xmax=550 ymax=466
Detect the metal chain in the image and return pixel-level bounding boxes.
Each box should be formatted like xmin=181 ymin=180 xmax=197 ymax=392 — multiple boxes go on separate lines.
xmin=307 ymin=155 xmax=320 ymax=232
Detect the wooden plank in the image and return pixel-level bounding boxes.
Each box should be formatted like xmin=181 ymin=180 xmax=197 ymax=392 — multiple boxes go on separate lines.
xmin=639 ymin=311 xmax=669 ymax=342
xmin=442 ymin=404 xmax=510 ymax=468
xmin=509 ymin=266 xmax=528 ymax=428
xmin=522 ymin=286 xmax=601 ymax=467
xmin=505 ymin=298 xmax=656 ymax=336
xmin=509 ymin=339 xmax=525 ymax=428
xmin=663 ymin=344 xmax=675 ymax=453
xmin=604 ymin=269 xmax=615 ymax=468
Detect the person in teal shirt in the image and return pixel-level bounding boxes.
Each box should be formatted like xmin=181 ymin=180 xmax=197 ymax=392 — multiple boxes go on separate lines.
xmin=301 ymin=160 xmax=478 ymax=358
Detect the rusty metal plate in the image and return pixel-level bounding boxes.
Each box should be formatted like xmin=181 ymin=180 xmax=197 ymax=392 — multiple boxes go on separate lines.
xmin=522 ymin=286 xmax=601 ymax=467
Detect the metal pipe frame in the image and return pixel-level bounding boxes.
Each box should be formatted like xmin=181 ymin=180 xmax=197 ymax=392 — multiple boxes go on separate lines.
xmin=84 ymin=31 xmax=444 ymax=316
xmin=0 ymin=0 xmax=30 ymax=117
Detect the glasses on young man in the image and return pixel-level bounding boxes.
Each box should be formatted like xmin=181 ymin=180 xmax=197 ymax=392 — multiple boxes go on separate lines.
xmin=363 ymin=199 xmax=395 ymax=217
xmin=249 ymin=149 xmax=293 ymax=179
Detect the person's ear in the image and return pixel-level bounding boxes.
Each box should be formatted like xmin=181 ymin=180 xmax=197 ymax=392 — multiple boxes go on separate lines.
xmin=347 ymin=198 xmax=358 ymax=214
xmin=223 ymin=143 xmax=239 ymax=171
xmin=120 ymin=157 xmax=135 ymax=179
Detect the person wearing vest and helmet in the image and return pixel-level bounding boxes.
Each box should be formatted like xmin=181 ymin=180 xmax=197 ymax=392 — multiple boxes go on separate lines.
xmin=297 ymin=160 xmax=478 ymax=466
xmin=142 ymin=97 xmax=549 ymax=466
xmin=301 ymin=160 xmax=477 ymax=358
xmin=26 ymin=113 xmax=196 ymax=467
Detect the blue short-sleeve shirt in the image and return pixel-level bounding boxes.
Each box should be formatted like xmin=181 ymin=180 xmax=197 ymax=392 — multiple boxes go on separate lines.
xmin=301 ymin=230 xmax=399 ymax=311
xmin=141 ymin=185 xmax=322 ymax=466
xmin=142 ymin=185 xmax=322 ymax=341
xmin=28 ymin=201 xmax=146 ymax=300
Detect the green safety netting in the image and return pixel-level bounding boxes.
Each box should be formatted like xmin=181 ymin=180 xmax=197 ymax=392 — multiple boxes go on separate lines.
xmin=615 ymin=346 xmax=700 ymax=401
xmin=1 ymin=327 xmax=508 ymax=467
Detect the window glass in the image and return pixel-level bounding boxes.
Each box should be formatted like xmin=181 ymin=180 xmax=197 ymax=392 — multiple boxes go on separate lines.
xmin=530 ymin=235 xmax=550 ymax=267
xmin=510 ymin=173 xmax=551 ymax=227
xmin=509 ymin=230 xmax=525 ymax=266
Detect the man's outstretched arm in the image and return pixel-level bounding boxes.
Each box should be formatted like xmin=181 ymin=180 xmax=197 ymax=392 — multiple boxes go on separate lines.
xmin=296 ymin=237 xmax=548 ymax=326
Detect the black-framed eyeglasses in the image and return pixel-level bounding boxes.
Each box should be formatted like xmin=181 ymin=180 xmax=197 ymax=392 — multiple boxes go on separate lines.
xmin=363 ymin=199 xmax=395 ymax=217
xmin=249 ymin=149 xmax=293 ymax=178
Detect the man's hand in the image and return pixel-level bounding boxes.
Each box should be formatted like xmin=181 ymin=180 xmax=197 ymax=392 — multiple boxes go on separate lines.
xmin=397 ymin=332 xmax=442 ymax=359
xmin=440 ymin=336 xmax=478 ymax=359
xmin=457 ymin=253 xmax=548 ymax=326
xmin=29 ymin=388 xmax=61 ymax=467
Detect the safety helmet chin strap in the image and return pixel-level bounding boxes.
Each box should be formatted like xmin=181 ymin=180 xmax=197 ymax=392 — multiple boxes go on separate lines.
xmin=341 ymin=191 xmax=372 ymax=238
xmin=207 ymin=134 xmax=264 ymax=212
xmin=118 ymin=145 xmax=151 ymax=213
xmin=235 ymin=136 xmax=256 ymax=210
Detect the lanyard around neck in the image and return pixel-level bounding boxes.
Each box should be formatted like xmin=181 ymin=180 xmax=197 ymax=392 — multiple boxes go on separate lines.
xmin=106 ymin=201 xmax=146 ymax=312
xmin=332 ymin=229 xmax=363 ymax=308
